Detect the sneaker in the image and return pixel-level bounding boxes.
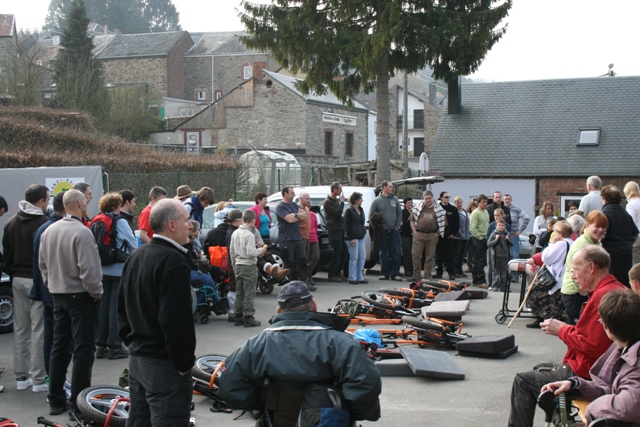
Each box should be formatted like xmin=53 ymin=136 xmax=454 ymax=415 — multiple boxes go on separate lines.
xmin=492 ymin=286 xmax=501 ymax=292
xmin=108 ymin=347 xmax=129 ymax=359
xmin=96 ymin=346 xmax=108 ymax=359
xmin=0 ymin=385 xmax=5 ymax=393
xmin=337 ymin=274 xmax=349 ymax=282
xmin=348 ymin=280 xmax=359 ymax=285
xmin=357 ymin=280 xmax=368 ymax=284
xmin=33 ymin=383 xmax=49 ymax=393
xmin=392 ymin=276 xmax=403 ymax=282
xmin=243 ymin=317 xmax=261 ymax=327
xmin=306 ymin=283 xmax=317 ymax=292
xmin=378 ymin=276 xmax=389 ymax=280
xmin=64 ymin=380 xmax=72 ymax=400
xmin=328 ymin=276 xmax=342 ymax=283
xmin=16 ymin=377 xmax=32 ymax=390
xmin=50 ymin=402 xmax=70 ymax=415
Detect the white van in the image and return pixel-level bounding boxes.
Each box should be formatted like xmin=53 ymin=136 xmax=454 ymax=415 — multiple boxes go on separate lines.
xmin=267 ymin=176 xmax=444 ymax=269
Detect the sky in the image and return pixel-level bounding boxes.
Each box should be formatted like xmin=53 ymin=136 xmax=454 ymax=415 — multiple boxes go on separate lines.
xmin=4 ymin=0 xmax=640 ymax=82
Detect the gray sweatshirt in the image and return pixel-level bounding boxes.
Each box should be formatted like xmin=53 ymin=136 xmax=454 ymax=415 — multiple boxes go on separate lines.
xmin=370 ymin=194 xmax=402 ymax=230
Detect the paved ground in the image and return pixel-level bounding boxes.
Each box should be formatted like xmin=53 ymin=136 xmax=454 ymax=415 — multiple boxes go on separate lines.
xmin=0 ymin=270 xmax=568 ymax=427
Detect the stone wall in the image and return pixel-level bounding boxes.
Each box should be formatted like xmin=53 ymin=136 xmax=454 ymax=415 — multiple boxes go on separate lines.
xmin=213 ymin=79 xmax=368 ymax=163
xmin=166 ymin=33 xmax=193 ymax=99
xmin=184 ymin=53 xmax=280 ymax=102
xmin=101 ymin=57 xmax=167 ymax=101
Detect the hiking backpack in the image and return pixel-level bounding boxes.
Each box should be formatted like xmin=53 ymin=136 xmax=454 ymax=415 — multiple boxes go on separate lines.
xmin=89 ymin=212 xmax=129 ymax=266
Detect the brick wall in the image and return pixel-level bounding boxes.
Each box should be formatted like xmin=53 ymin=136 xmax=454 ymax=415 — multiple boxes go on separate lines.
xmin=538 ymin=176 xmax=639 ymax=212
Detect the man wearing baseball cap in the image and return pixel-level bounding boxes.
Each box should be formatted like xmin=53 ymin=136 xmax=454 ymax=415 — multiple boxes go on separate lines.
xmin=219 ymin=281 xmax=381 ymax=426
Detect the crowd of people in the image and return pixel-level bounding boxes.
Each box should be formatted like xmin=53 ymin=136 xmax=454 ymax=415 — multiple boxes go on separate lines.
xmin=1 ymin=173 xmax=640 ymax=426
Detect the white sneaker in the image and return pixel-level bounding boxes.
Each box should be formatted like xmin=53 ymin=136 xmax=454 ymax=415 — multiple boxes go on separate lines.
xmin=33 ymin=383 xmax=49 ymax=393
xmin=16 ymin=377 xmax=32 ymax=390
xmin=64 ymin=380 xmax=72 ymax=400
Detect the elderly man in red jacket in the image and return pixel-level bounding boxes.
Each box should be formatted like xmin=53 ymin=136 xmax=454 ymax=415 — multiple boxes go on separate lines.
xmin=508 ymin=245 xmax=625 ymax=427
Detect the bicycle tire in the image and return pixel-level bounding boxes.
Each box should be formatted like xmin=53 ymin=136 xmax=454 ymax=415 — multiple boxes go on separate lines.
xmin=77 ymin=385 xmax=129 ymax=427
xmin=361 ymin=291 xmax=402 ymax=309
xmin=191 ymin=354 xmax=227 ymax=382
xmin=401 ymin=316 xmax=445 ymax=332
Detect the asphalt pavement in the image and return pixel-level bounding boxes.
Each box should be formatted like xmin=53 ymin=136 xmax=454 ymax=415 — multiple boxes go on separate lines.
xmin=0 ymin=270 xmax=568 ymax=427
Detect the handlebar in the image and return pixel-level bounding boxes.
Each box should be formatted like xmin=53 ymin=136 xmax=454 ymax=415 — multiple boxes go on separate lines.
xmin=37 ymin=417 xmax=65 ymax=427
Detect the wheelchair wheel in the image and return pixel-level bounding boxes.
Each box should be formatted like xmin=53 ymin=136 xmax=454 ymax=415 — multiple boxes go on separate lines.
xmin=77 ymin=385 xmax=129 ymax=427
xmin=495 ymin=309 xmax=508 ymax=324
xmin=361 ymin=291 xmax=402 ymax=310
xmin=259 ymin=281 xmax=274 ymax=295
xmin=199 ymin=314 xmax=209 ymax=324
xmin=191 ymin=354 xmax=227 ymax=383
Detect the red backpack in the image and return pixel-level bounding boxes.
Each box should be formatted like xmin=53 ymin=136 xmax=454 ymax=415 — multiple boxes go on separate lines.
xmin=89 ymin=213 xmax=128 ymax=265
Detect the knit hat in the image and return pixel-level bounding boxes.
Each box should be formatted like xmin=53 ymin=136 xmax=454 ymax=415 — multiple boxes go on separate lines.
xmin=277 ymin=281 xmax=313 ymax=309
xmin=175 ymin=185 xmax=195 ymax=200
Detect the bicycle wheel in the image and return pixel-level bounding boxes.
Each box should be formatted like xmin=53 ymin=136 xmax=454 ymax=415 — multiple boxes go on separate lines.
xmin=191 ymin=354 xmax=227 ymax=382
xmin=77 ymin=385 xmax=129 ymax=427
xmin=361 ymin=291 xmax=402 ymax=310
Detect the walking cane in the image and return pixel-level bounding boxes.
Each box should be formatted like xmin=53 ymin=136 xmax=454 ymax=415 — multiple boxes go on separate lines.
xmin=507 ymin=267 xmax=541 ymax=328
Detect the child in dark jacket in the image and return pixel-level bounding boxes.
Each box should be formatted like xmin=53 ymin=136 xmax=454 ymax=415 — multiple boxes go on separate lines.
xmin=487 ymin=219 xmax=513 ymax=292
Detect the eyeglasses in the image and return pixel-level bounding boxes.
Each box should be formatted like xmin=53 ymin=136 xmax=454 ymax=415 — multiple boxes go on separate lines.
xmin=443 ymin=196 xmax=450 ymax=199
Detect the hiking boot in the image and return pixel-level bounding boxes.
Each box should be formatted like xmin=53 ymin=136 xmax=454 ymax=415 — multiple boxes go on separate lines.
xmin=108 ymin=347 xmax=129 ymax=359
xmin=96 ymin=346 xmax=108 ymax=359
xmin=243 ymin=316 xmax=261 ymax=327
xmin=234 ymin=314 xmax=245 ymax=326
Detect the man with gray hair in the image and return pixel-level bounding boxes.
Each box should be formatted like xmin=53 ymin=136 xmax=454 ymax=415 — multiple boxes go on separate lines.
xmin=219 ymin=281 xmax=381 ymax=425
xmin=409 ymin=190 xmax=445 ymax=281
xmin=39 ymin=189 xmax=103 ymax=418
xmin=72 ymin=182 xmax=93 ymax=226
xmin=578 ymin=176 xmax=603 ymax=215
xmin=503 ymin=194 xmax=530 ymax=261
xmin=118 ymin=199 xmax=196 ymax=427
xmin=370 ymin=180 xmax=403 ymax=281
xmin=507 ymin=245 xmax=625 ymax=427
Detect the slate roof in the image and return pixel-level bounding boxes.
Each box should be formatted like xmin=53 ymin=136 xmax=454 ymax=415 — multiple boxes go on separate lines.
xmin=264 ymin=70 xmax=370 ymax=112
xmin=95 ymin=31 xmax=188 ymax=59
xmin=185 ymin=31 xmax=261 ymax=56
xmin=431 ymin=76 xmax=640 ymax=177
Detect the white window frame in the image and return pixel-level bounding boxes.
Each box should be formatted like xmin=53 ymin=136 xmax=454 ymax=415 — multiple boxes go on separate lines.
xmin=196 ymin=90 xmax=207 ymax=101
xmin=243 ymin=65 xmax=253 ymax=80
xmin=560 ymin=195 xmax=586 ymax=218
xmin=577 ymin=128 xmax=600 ymax=145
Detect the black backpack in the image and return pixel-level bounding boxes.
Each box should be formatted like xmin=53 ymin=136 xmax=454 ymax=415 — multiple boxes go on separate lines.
xmin=89 ymin=212 xmax=129 ymax=266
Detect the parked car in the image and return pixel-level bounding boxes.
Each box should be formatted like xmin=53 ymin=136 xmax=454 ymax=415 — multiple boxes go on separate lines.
xmin=0 ymin=272 xmax=12 ymax=334
xmin=267 ymin=176 xmax=445 ymax=270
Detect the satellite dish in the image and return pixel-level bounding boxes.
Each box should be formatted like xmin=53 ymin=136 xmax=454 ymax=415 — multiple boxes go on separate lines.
xmin=419 ymin=153 xmax=429 ymax=175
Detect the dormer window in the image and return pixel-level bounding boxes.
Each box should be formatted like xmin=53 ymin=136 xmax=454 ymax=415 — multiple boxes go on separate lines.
xmin=577 ymin=128 xmax=600 ymax=145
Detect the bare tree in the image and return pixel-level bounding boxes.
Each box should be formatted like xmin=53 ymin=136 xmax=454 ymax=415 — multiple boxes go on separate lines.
xmin=0 ymin=33 xmax=51 ymax=106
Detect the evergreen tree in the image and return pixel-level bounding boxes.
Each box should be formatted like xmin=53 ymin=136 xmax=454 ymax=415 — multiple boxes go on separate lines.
xmin=43 ymin=0 xmax=72 ymax=34
xmin=240 ymin=0 xmax=511 ymax=181
xmin=141 ymin=0 xmax=182 ymax=32
xmin=53 ymin=0 xmax=107 ymax=116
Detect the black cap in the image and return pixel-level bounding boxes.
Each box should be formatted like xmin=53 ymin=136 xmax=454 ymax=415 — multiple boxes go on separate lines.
xmin=277 ymin=281 xmax=313 ymax=309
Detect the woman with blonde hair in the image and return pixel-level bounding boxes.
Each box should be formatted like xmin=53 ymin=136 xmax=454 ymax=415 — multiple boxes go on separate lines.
xmin=532 ymin=201 xmax=555 ymax=253
xmin=560 ymin=210 xmax=609 ymax=325
xmin=624 ymin=181 xmax=640 ymax=264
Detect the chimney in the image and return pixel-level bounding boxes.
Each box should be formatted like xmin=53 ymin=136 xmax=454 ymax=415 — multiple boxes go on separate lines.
xmin=447 ymin=79 xmax=461 ymax=115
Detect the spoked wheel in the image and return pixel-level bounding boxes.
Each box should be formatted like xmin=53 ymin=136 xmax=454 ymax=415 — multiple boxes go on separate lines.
xmin=77 ymin=385 xmax=130 ymax=427
xmin=191 ymin=354 xmax=227 ymax=383
xmin=361 ymin=291 xmax=403 ymax=310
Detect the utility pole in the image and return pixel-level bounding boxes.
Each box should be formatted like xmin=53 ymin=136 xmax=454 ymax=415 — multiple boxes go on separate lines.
xmin=402 ymin=72 xmax=409 ymax=177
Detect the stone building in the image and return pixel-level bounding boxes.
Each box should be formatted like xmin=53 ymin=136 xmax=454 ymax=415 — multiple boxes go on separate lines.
xmin=429 ymin=76 xmax=640 ymax=223
xmin=95 ymin=31 xmax=193 ymax=107
xmin=183 ymin=32 xmax=281 ymax=103
xmin=151 ymin=69 xmax=373 ymax=163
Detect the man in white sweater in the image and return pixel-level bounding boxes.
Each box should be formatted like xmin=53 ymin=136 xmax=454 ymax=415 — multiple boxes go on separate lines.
xmin=229 ymin=209 xmax=265 ymax=327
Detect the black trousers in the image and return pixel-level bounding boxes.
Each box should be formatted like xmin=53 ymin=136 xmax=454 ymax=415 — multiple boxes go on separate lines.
xmin=48 ymin=293 xmax=99 ymax=410
xmin=561 ymin=292 xmax=589 ymax=325
xmin=280 ymin=239 xmax=308 ymax=282
xmin=470 ymin=237 xmax=487 ymax=284
xmin=508 ymin=362 xmax=575 ymax=427
xmin=128 ymin=355 xmax=193 ymax=427
xmin=436 ymin=236 xmax=456 ymax=276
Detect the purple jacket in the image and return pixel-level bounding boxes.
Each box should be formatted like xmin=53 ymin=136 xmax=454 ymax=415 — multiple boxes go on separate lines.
xmin=576 ymin=340 xmax=640 ymax=426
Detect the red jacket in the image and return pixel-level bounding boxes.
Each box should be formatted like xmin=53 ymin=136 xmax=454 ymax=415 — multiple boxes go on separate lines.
xmin=559 ymin=274 xmax=625 ymax=378
xmin=249 ymin=205 xmax=271 ymax=236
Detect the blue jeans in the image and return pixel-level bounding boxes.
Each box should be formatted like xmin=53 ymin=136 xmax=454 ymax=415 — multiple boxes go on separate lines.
xmin=511 ymin=233 xmax=521 ymax=259
xmin=347 ymin=237 xmax=366 ymax=281
xmin=328 ymin=230 xmax=347 ymax=277
xmin=380 ymin=229 xmax=401 ymax=278
xmin=97 ymin=275 xmax=122 ymax=349
xmin=49 ymin=293 xmax=99 ymax=410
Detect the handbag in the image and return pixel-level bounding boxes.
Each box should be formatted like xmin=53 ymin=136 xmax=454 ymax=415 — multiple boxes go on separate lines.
xmin=534 ymin=242 xmax=570 ymax=291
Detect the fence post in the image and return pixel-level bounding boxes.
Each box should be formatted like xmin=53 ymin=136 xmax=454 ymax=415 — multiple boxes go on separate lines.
xmin=233 ymin=169 xmax=237 ymax=200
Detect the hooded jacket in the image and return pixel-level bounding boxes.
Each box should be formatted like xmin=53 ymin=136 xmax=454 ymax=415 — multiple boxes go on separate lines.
xmin=2 ymin=201 xmax=48 ymax=278
xmin=219 ymin=310 xmax=382 ymax=422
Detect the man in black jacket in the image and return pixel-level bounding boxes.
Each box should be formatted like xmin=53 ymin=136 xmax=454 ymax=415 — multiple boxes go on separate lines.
xmin=487 ymin=191 xmax=511 ymax=227
xmin=220 ymin=281 xmax=381 ymax=426
xmin=118 ymin=199 xmax=196 ymax=427
xmin=323 ymin=182 xmax=348 ymax=282
xmin=435 ymin=191 xmax=460 ymax=281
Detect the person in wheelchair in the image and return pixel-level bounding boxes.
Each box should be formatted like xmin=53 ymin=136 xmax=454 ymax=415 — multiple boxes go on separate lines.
xmin=541 ymin=289 xmax=640 ymax=426
xmin=508 ymin=246 xmax=626 ymax=427
xmin=219 ymin=281 xmax=381 ymax=427
xmin=185 ymin=221 xmax=220 ymax=302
